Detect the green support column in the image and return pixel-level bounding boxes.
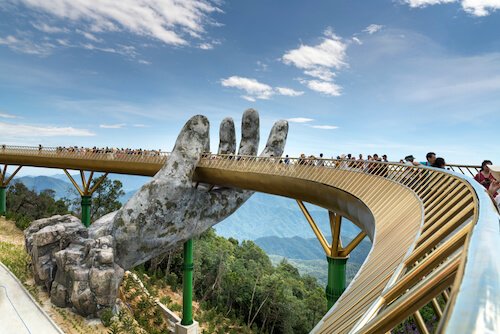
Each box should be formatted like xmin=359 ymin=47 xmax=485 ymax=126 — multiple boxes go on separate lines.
xmin=81 ymin=195 xmax=91 ymax=228
xmin=0 ymin=186 xmax=6 ymax=216
xmin=181 ymin=239 xmax=194 ymax=326
xmin=326 ymin=257 xmax=348 ymax=309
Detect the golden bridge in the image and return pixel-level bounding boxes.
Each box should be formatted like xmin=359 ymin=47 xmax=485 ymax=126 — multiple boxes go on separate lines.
xmin=0 ymin=146 xmax=498 ymax=334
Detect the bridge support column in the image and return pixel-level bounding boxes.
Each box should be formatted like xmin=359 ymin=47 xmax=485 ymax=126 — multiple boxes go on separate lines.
xmin=81 ymin=195 xmax=92 ymax=228
xmin=326 ymin=256 xmax=348 ymax=309
xmin=0 ymin=165 xmax=22 ymax=216
xmin=181 ymin=239 xmax=194 ymax=326
xmin=64 ymin=170 xmax=108 ymax=227
xmin=0 ymin=186 xmax=6 ymax=216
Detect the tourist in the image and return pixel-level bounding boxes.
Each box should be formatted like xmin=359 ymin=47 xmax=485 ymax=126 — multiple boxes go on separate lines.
xmin=474 ymin=160 xmax=496 ymax=190
xmin=431 ymin=157 xmax=446 ymax=169
xmin=488 ymin=180 xmax=500 ymax=209
xmin=421 ymin=152 xmax=436 ymax=166
xmin=404 ymin=155 xmax=420 ymax=166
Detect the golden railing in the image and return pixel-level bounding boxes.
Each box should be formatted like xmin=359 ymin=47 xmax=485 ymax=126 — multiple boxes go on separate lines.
xmin=0 ymin=146 xmax=498 ymax=334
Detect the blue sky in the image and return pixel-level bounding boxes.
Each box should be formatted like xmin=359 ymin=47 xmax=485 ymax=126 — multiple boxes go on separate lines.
xmin=0 ymin=0 xmax=499 ymax=176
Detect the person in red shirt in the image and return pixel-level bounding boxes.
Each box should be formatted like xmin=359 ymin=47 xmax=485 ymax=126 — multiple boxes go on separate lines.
xmin=475 ymin=160 xmax=497 ymax=197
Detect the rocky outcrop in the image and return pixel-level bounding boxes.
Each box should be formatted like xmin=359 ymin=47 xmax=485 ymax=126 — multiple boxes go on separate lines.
xmin=25 ymin=215 xmax=123 ymax=316
xmin=24 ymin=110 xmax=288 ymax=317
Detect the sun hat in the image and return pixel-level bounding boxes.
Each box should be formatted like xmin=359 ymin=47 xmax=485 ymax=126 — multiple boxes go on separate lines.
xmin=489 ymin=165 xmax=500 ymax=180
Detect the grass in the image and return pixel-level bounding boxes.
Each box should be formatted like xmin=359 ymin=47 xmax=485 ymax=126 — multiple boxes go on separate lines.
xmin=0 ymin=241 xmax=31 ymax=283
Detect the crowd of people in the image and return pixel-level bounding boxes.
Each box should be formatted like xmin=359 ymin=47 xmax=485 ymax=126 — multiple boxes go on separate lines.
xmin=288 ymin=151 xmax=447 ymax=169
xmin=53 ymin=146 xmax=165 ymax=156
xmin=287 ymin=151 xmax=499 ymax=209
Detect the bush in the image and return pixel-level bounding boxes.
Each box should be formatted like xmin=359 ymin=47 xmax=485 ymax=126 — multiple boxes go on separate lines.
xmin=165 ymin=272 xmax=179 ymax=291
xmin=100 ymin=308 xmax=114 ymax=327
xmin=170 ymin=302 xmax=182 ymax=312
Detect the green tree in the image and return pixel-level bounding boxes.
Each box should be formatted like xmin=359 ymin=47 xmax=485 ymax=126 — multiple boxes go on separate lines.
xmin=6 ymin=182 xmax=69 ymax=229
xmin=71 ymin=175 xmax=125 ymax=221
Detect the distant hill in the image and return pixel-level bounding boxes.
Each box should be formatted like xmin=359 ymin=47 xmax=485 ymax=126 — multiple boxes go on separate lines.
xmin=215 ymin=192 xmax=362 ymax=241
xmin=51 ymin=173 xmax=151 ymax=192
xmin=262 ymin=235 xmax=372 ymax=285
xmin=13 ymin=176 xmax=76 ymax=200
xmin=254 ymin=235 xmax=371 ymax=262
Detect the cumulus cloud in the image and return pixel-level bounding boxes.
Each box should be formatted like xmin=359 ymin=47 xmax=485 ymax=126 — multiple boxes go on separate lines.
xmin=310 ymin=125 xmax=339 ymax=130
xmin=15 ymin=0 xmax=222 ymax=46
xmin=364 ymin=24 xmax=383 ymax=34
xmin=287 ymin=117 xmax=313 ymax=123
xmin=300 ymin=79 xmax=342 ymax=96
xmin=0 ymin=35 xmax=54 ymax=56
xmin=462 ymin=0 xmax=500 ymax=16
xmin=0 ymin=122 xmax=95 ymax=137
xmin=221 ymin=76 xmax=274 ymax=100
xmin=404 ymin=0 xmax=500 ymax=16
xmin=221 ymin=76 xmax=303 ymax=100
xmin=282 ymin=32 xmax=347 ymax=71
xmin=99 ymin=123 xmax=126 ymax=129
xmin=282 ymin=28 xmax=348 ymax=96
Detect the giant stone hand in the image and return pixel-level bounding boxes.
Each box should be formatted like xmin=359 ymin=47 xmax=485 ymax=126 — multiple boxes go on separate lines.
xmin=92 ymin=108 xmax=288 ymax=269
xmin=25 ymin=109 xmax=287 ymax=316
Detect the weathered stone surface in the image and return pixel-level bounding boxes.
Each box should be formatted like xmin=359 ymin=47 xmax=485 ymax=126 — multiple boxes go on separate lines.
xmin=24 ymin=110 xmax=288 ymax=317
xmin=50 ymin=281 xmax=67 ymax=308
xmin=25 ymin=216 xmax=124 ymax=316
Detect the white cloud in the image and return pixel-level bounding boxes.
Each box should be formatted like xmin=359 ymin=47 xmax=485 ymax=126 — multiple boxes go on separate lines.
xmin=310 ymin=125 xmax=339 ymax=130
xmin=352 ymin=37 xmax=363 ymax=45
xmin=405 ymin=0 xmax=457 ymax=7
xmin=221 ymin=76 xmax=303 ymax=100
xmin=138 ymin=59 xmax=151 ymax=65
xmin=16 ymin=0 xmax=222 ymax=46
xmin=282 ymin=32 xmax=347 ymax=71
xmin=282 ymin=29 xmax=348 ymax=96
xmin=364 ymin=24 xmax=383 ymax=35
xmin=99 ymin=123 xmax=126 ymax=129
xmin=462 ymin=0 xmax=500 ymax=16
xmin=0 ymin=112 xmax=18 ymax=119
xmin=78 ymin=30 xmax=103 ymax=43
xmin=0 ymin=122 xmax=95 ymax=137
xmin=287 ymin=117 xmax=314 ymax=123
xmin=0 ymin=35 xmax=54 ymax=56
xmin=221 ymin=76 xmax=274 ymax=100
xmin=199 ymin=42 xmax=214 ymax=50
xmin=301 ymin=79 xmax=342 ymax=96
xmin=275 ymin=87 xmax=304 ymax=96
xmin=81 ymin=43 xmax=138 ymax=58
xmin=303 ymin=68 xmax=336 ymax=81
xmin=132 ymin=124 xmax=149 ymax=128
xmin=404 ymin=0 xmax=500 ymax=16
xmin=32 ymin=22 xmax=69 ymax=34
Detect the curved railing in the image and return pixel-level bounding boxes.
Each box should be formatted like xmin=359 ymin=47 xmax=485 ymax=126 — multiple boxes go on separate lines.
xmin=0 ymin=146 xmax=498 ymax=333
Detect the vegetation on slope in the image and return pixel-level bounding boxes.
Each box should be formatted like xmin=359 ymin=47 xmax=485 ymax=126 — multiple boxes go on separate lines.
xmin=144 ymin=228 xmax=327 ymax=334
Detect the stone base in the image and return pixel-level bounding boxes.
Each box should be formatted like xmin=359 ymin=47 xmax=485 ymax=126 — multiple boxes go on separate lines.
xmin=175 ymin=320 xmax=199 ymax=334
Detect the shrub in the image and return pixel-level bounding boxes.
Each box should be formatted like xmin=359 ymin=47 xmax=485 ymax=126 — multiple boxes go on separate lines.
xmin=100 ymin=308 xmax=114 ymax=327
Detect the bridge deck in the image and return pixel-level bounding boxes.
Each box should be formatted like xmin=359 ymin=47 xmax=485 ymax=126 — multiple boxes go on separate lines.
xmin=0 ymin=146 xmax=498 ymax=334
